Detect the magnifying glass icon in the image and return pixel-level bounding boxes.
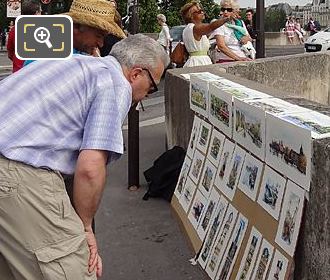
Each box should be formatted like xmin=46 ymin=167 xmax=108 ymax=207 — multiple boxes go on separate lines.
xmin=34 ymin=27 xmax=53 ymax=49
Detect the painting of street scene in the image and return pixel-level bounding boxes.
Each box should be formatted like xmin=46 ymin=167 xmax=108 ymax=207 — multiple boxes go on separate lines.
xmin=191 ymin=82 xmax=207 ymax=111
xmin=207 ymin=129 xmax=225 ymax=167
xmin=267 ymin=250 xmax=289 ymax=280
xmin=186 ymin=116 xmax=202 ymax=158
xmin=198 ymin=196 xmax=228 ymax=269
xmin=197 ymin=188 xmax=221 ymax=240
xmin=280 ymin=110 xmax=330 ymax=139
xmin=265 ymin=113 xmax=311 ymax=191
xmin=251 ymin=238 xmax=274 ymax=280
xmin=236 ymin=227 xmax=262 ymax=280
xmin=238 ymin=153 xmax=263 ymax=201
xmin=188 ymin=190 xmax=207 ymax=229
xmin=214 ymin=140 xmax=235 ymax=191
xmin=179 ymin=178 xmax=197 ymax=213
xmin=233 ymin=98 xmax=265 ymax=160
xmin=257 ymin=166 xmax=287 ymax=220
xmin=276 ymin=181 xmax=305 ymax=257
xmin=199 ymin=159 xmax=217 ymax=198
xmin=189 ymin=150 xmax=205 ymax=185
xmin=196 ymin=121 xmax=212 ymax=154
xmin=209 ymin=82 xmax=234 ymax=137
xmin=174 ymin=157 xmax=191 ymax=199
xmin=216 ymin=215 xmax=248 ymax=280
xmin=269 ymin=140 xmax=307 ymax=175
xmin=220 ymin=145 xmax=246 ymax=201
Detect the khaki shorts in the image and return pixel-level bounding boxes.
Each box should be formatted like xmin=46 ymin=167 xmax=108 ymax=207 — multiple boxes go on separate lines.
xmin=0 ymin=156 xmax=96 ymax=280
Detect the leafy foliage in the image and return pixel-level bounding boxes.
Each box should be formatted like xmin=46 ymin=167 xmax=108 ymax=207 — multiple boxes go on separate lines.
xmin=265 ymin=9 xmax=286 ymax=32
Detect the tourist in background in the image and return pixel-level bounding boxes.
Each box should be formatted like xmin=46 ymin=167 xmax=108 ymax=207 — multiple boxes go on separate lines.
xmin=156 ymin=14 xmax=171 ymax=52
xmin=285 ymin=16 xmax=295 ymax=44
xmin=244 ymin=8 xmax=256 ymax=40
xmin=180 ymin=1 xmax=232 ymax=67
xmin=306 ymin=17 xmax=321 ymax=36
xmin=209 ymin=0 xmax=251 ymax=63
xmin=7 ymin=1 xmax=41 ymax=72
xmin=294 ymin=18 xmax=305 ymax=44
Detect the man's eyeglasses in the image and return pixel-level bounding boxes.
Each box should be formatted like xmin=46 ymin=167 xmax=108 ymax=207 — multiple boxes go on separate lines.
xmin=220 ymin=7 xmax=233 ymax=12
xmin=142 ymin=68 xmax=158 ymax=94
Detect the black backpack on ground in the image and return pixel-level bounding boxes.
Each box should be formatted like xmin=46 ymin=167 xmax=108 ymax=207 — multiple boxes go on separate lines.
xmin=143 ymin=146 xmax=186 ymax=202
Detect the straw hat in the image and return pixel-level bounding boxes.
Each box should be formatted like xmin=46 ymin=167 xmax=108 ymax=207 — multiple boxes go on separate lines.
xmin=65 ymin=0 xmax=126 ymax=38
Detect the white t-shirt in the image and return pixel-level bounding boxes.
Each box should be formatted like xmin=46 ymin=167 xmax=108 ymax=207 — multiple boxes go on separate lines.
xmin=209 ymin=23 xmax=247 ymax=61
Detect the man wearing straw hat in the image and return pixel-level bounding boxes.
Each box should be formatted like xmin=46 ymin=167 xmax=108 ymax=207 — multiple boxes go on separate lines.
xmin=0 ymin=34 xmax=169 ymax=279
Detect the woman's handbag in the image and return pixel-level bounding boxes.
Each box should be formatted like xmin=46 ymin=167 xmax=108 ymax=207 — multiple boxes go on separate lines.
xmin=170 ymin=41 xmax=188 ymax=65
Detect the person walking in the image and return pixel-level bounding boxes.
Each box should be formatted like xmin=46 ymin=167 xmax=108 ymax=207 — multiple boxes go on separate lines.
xmin=180 ymin=1 xmax=232 ymax=67
xmin=244 ymin=8 xmax=256 ymax=40
xmin=0 ymin=33 xmax=169 ymax=280
xmin=156 ymin=14 xmax=171 ymax=52
xmin=7 ymin=0 xmax=41 ymax=72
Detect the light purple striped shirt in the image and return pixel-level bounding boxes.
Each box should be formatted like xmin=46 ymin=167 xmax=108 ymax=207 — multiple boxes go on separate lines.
xmin=0 ymin=55 xmax=132 ymax=175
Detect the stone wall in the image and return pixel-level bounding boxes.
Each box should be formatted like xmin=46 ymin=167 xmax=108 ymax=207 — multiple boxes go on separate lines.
xmin=164 ymin=53 xmax=330 ymax=279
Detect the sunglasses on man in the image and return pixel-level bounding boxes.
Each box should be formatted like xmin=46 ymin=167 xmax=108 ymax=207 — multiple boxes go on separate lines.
xmin=220 ymin=7 xmax=233 ymax=12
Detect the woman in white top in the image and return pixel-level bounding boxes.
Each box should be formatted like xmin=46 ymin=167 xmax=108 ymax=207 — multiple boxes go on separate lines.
xmin=157 ymin=14 xmax=171 ymax=51
xmin=210 ymin=0 xmax=251 ymax=63
xmin=180 ymin=1 xmax=232 ymax=68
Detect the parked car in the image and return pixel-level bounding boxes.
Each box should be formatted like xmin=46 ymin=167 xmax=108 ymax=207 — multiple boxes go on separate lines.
xmin=305 ymin=27 xmax=330 ymax=52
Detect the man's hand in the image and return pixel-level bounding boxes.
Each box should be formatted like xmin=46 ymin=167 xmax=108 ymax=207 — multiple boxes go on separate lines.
xmin=86 ymin=229 xmax=103 ymax=278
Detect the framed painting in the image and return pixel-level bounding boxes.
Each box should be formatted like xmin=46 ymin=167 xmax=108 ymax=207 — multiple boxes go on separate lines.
xmin=257 ymin=165 xmax=287 ymax=220
xmin=251 ymin=238 xmax=274 ymax=280
xmin=198 ymin=159 xmax=217 ymax=198
xmin=207 ymin=128 xmax=226 ymax=167
xmin=275 ymin=180 xmax=305 ymax=257
xmin=174 ymin=156 xmax=192 ymax=200
xmin=186 ymin=115 xmax=202 ymax=159
xmin=265 ymin=112 xmax=311 ymax=191
xmin=237 ymin=153 xmax=264 ymax=202
xmin=233 ymin=98 xmax=266 ymax=160
xmin=188 ymin=190 xmax=208 ymax=230
xmin=267 ymin=250 xmax=289 ymax=280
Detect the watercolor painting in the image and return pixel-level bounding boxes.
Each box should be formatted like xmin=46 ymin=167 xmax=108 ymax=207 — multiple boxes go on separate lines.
xmin=267 ymin=250 xmax=289 ymax=280
xmin=197 ymin=188 xmax=221 ymax=240
xmin=251 ymin=238 xmax=274 ymax=280
xmin=207 ymin=128 xmax=226 ymax=167
xmin=235 ymin=227 xmax=262 ymax=280
xmin=214 ymin=139 xmax=235 ymax=192
xmin=196 ymin=120 xmax=213 ymax=155
xmin=216 ymin=214 xmax=248 ymax=280
xmin=220 ymin=145 xmax=246 ymax=201
xmin=233 ymin=98 xmax=266 ymax=160
xmin=237 ymin=153 xmax=264 ymax=202
xmin=174 ymin=156 xmax=192 ymax=200
xmin=279 ymin=109 xmax=330 ymax=139
xmin=198 ymin=196 xmax=229 ymax=269
xmin=189 ymin=149 xmax=205 ymax=185
xmin=208 ymin=82 xmax=234 ymax=138
xmin=190 ymin=73 xmax=222 ymax=118
xmin=186 ymin=115 xmax=202 ymax=159
xmin=257 ymin=165 xmax=287 ymax=220
xmin=199 ymin=159 xmax=218 ymax=198
xmin=205 ymin=204 xmax=238 ymax=280
xmin=179 ymin=177 xmax=197 ymax=213
xmin=188 ymin=190 xmax=208 ymax=230
xmin=265 ymin=113 xmax=311 ymax=191
xmin=275 ymin=180 xmax=305 ymax=257
xmin=246 ymin=97 xmax=307 ymax=116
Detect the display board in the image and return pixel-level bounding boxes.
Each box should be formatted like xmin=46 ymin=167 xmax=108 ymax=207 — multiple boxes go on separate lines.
xmin=171 ymin=72 xmax=330 ymax=280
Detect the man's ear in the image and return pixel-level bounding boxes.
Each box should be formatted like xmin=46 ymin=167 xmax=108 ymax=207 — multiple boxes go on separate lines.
xmin=127 ymin=67 xmax=142 ymax=83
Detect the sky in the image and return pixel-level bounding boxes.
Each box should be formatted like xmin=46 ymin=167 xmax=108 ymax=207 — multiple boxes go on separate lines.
xmin=234 ymin=1 xmax=313 ymax=8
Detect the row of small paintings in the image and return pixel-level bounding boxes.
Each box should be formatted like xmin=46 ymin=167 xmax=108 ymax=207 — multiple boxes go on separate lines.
xmin=187 ymin=115 xmax=311 ymax=191
xmin=190 ymin=72 xmax=330 ymax=140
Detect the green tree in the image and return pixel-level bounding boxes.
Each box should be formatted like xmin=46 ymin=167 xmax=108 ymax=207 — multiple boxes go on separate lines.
xmin=138 ymin=0 xmax=158 ymax=32
xmin=265 ymin=9 xmax=286 ymax=32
